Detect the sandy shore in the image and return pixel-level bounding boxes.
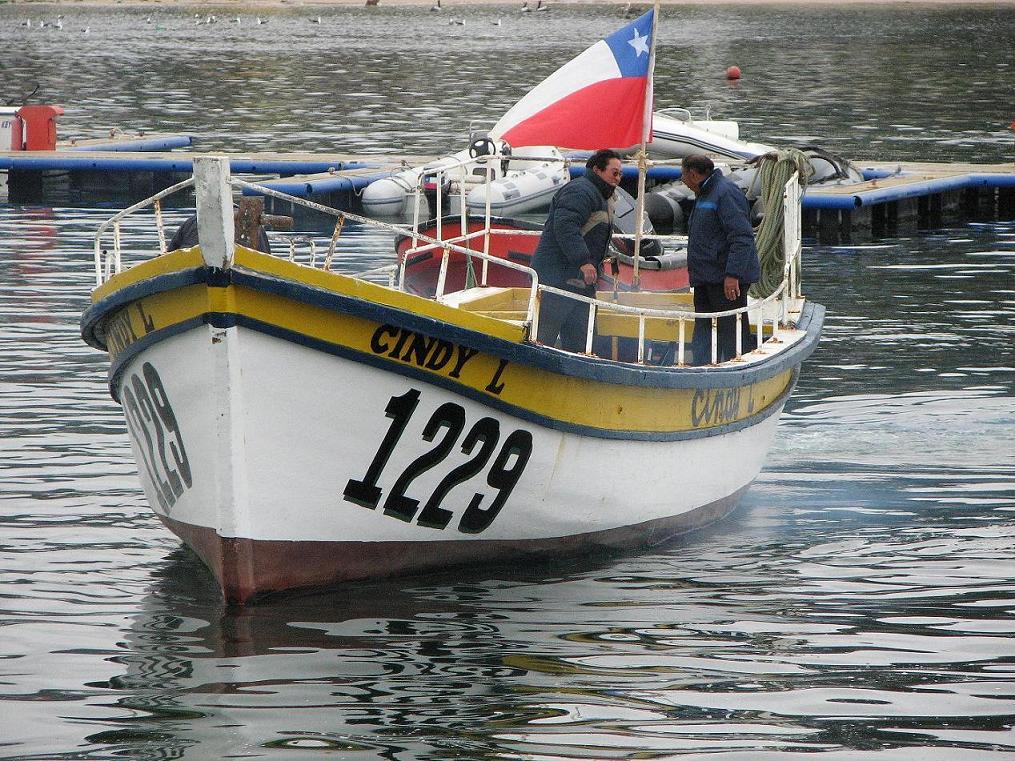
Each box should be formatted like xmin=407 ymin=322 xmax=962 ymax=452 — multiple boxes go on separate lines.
xmin=7 ymin=0 xmax=1015 ymax=7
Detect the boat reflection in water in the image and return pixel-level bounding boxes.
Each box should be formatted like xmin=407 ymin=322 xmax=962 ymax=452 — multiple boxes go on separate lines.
xmin=92 ymin=548 xmax=579 ymax=758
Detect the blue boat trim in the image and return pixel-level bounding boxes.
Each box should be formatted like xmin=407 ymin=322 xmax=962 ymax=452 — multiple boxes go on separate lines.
xmin=80 ymin=267 xmax=210 ymax=350
xmin=229 ymin=266 xmax=825 ymax=391
xmin=82 ymin=263 xmax=823 ymax=438
xmin=65 ymin=135 xmax=195 ymax=152
xmin=224 ymin=315 xmax=801 ymax=442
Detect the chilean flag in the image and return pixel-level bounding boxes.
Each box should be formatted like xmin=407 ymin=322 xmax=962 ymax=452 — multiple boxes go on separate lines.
xmin=490 ymin=9 xmax=656 ymax=150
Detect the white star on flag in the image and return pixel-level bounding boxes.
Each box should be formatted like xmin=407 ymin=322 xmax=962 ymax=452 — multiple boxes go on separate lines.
xmin=628 ymin=27 xmax=650 ymax=57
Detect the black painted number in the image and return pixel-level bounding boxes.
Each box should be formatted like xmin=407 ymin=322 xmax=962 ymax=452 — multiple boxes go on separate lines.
xmin=459 ymin=429 xmax=532 ymax=534
xmin=343 ymin=391 xmax=533 ymax=534
xmin=343 ymin=389 xmax=420 ymax=509
xmin=383 ymin=403 xmax=465 ymax=522
xmin=121 ymin=362 xmax=192 ymax=511
xmin=419 ymin=416 xmax=500 ymax=530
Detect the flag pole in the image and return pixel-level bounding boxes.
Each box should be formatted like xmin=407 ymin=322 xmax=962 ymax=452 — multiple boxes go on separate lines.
xmin=630 ymin=0 xmax=659 ymax=291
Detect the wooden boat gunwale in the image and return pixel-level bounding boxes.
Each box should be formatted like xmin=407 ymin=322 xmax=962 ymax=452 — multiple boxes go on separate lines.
xmin=83 ymin=245 xmax=823 ymax=442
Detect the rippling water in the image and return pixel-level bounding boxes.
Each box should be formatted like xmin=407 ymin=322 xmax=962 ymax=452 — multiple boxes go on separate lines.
xmin=2 ymin=4 xmax=1015 ymax=759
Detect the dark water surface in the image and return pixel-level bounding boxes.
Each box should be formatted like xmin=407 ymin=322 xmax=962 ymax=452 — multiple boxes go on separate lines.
xmin=2 ymin=4 xmax=1014 ymax=759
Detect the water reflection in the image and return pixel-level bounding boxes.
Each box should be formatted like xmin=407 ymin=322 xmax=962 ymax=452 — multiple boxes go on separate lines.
xmin=81 ymin=495 xmax=1015 ymax=760
xmin=1 ymin=5 xmax=1012 ymax=163
xmin=2 ymin=207 xmax=1014 ymax=760
xmin=2 ymin=4 xmax=1015 ymax=756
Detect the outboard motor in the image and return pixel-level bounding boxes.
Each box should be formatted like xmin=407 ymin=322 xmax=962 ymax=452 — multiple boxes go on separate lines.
xmin=798 ymin=145 xmax=865 ymax=184
xmin=644 ymin=181 xmax=695 ymax=234
xmin=612 ymin=186 xmax=663 ymax=258
xmin=643 ymin=192 xmax=682 ymax=235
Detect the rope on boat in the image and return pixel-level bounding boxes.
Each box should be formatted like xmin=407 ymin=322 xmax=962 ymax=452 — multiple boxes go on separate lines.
xmin=750 ymin=148 xmax=809 ymax=299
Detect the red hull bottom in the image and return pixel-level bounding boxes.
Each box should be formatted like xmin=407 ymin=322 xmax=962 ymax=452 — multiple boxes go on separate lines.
xmin=161 ymin=487 xmax=747 ymax=603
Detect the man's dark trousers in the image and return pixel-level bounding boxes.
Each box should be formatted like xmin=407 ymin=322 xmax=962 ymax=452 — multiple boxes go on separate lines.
xmin=537 ymin=286 xmax=596 ymax=352
xmin=690 ymin=283 xmax=756 ymax=365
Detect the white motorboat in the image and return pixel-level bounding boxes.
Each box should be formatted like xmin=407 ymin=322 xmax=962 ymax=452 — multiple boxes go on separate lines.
xmin=648 ymin=107 xmax=775 ymax=160
xmin=361 ymin=138 xmax=568 ymax=218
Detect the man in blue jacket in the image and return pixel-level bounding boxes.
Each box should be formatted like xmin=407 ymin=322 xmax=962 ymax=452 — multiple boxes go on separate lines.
xmin=680 ymin=154 xmax=761 ymax=364
xmin=532 ymin=148 xmax=622 ymax=352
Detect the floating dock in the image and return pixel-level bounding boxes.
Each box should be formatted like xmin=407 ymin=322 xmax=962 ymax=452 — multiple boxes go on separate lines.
xmin=0 ymin=146 xmax=407 ymax=208
xmin=799 ymin=161 xmax=1015 ymax=242
xmin=2 ymin=145 xmax=1012 ymax=242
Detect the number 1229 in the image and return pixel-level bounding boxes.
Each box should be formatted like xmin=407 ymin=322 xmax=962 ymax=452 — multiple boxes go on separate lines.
xmin=343 ymin=389 xmax=533 ymax=534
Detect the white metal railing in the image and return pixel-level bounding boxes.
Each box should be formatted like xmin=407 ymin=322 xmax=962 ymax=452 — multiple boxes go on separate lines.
xmin=93 ymin=176 xmax=195 ymax=286
xmin=92 ymin=156 xmax=803 ymax=368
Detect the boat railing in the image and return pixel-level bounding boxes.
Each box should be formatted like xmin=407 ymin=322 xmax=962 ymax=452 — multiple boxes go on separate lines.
xmin=530 ymin=171 xmax=803 ymax=364
xmin=402 ymin=151 xmax=688 ymax=295
xmin=92 ymin=176 xmax=196 ymax=286
xmin=93 ymin=157 xmax=803 ymax=368
xmin=533 ymin=280 xmax=791 ymax=365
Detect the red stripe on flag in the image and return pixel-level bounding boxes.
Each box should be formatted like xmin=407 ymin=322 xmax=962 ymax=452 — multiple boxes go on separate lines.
xmin=499 ymin=77 xmax=649 ymax=150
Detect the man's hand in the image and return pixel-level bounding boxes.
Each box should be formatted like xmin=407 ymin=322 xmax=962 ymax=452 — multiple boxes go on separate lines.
xmin=580 ymin=262 xmax=598 ymax=285
xmin=724 ymin=275 xmax=740 ymax=301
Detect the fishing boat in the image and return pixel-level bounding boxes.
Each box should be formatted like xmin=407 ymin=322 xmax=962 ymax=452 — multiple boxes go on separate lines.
xmin=80 ymin=155 xmax=823 ymax=603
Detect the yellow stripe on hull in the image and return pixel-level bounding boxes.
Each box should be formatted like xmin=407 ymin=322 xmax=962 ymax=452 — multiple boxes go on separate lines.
xmin=93 ymin=246 xmax=793 ymax=435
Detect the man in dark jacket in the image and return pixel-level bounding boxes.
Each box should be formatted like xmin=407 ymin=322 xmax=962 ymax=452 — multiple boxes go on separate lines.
xmin=680 ymin=154 xmax=761 ymax=364
xmin=532 ymin=148 xmax=622 ymax=351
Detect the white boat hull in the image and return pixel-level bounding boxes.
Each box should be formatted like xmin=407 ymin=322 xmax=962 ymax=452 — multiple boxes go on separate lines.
xmin=116 ymin=322 xmax=784 ymax=598
xmin=123 ymin=327 xmax=782 ymax=541
xmin=650 ymin=111 xmax=774 ymax=160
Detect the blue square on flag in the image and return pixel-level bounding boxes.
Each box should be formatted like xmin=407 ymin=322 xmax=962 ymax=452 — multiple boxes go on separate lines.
xmin=605 ymin=10 xmax=654 ymax=77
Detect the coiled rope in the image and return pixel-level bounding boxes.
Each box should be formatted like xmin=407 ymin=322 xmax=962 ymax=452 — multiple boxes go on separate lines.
xmin=750 ymin=148 xmax=810 ymax=298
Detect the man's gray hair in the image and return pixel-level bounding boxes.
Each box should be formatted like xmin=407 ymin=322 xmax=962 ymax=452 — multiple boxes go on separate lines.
xmin=681 ymin=154 xmax=714 ymax=175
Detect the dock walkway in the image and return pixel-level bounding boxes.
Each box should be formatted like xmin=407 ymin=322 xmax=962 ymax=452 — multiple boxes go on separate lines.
xmin=2 ymin=147 xmax=1012 ymax=243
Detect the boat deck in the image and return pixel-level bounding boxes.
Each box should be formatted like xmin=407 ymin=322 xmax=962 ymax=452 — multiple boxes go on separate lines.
xmin=444 ymin=286 xmax=804 ymax=366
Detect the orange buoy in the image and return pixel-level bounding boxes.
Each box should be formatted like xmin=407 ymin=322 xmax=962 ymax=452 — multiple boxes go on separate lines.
xmin=726 ymin=65 xmax=742 ymax=80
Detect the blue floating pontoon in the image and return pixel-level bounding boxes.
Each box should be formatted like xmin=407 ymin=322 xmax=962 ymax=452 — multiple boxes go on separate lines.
xmin=803 ymin=172 xmax=1015 ymax=210
xmin=0 ymin=153 xmax=378 ymax=177
xmin=242 ymin=171 xmax=398 ymax=198
xmin=65 ymin=134 xmax=196 ymax=152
